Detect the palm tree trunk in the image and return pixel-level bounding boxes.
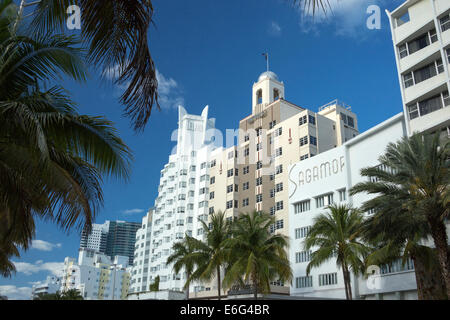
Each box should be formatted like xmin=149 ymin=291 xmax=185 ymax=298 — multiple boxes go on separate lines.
xmin=217 ymin=266 xmax=221 ymax=300
xmin=252 ymin=275 xmax=258 ymax=300
xmin=186 ymin=272 xmax=190 ymax=300
xmin=341 ymin=261 xmax=351 ymax=300
xmin=428 ymin=218 xmax=450 ymax=298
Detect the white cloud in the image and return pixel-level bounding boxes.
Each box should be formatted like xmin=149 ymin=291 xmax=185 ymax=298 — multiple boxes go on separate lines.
xmin=13 ymin=260 xmax=64 ymax=277
xmin=269 ymin=21 xmax=282 ymax=36
xmin=0 ymin=285 xmax=32 ymax=300
xmin=31 ymin=240 xmax=62 ymax=252
xmin=122 ymin=208 xmax=145 ymax=216
xmin=296 ymin=0 xmax=382 ymax=37
xmin=156 ymin=70 xmax=185 ymax=110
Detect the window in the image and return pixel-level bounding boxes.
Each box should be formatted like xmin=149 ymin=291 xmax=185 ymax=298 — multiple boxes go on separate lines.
xmin=316 ymin=193 xmax=333 ymax=208
xmin=295 ymin=276 xmax=313 ymax=288
xmin=308 ymin=115 xmax=316 ymax=125
xmin=294 ymin=200 xmax=310 ymax=214
xmin=295 ymin=226 xmax=311 ymax=239
xmin=243 ymin=182 xmax=249 ymax=190
xmin=256 ymin=127 xmax=262 ymax=137
xmin=227 ymin=169 xmax=234 ymax=177
xmin=273 ymin=89 xmax=280 ymax=100
xmin=200 ymin=174 xmax=209 ymax=182
xmin=270 ymin=206 xmax=275 ymax=215
xmin=256 ymin=177 xmax=263 ymax=186
xmin=380 ymin=258 xmax=414 ymax=274
xmin=275 ymin=147 xmax=282 ymax=157
xmin=276 ymin=165 xmax=283 ymax=175
xmin=275 ymin=219 xmax=284 ymax=229
xmin=447 ymin=48 xmax=450 ymax=64
xmin=300 ymin=154 xmax=309 ymax=161
xmin=310 ymin=136 xmax=317 ymax=146
xmin=275 ymin=182 xmax=283 ymax=192
xmin=227 ymin=185 xmax=233 ymax=193
xmin=256 ymin=194 xmax=263 ymax=203
xmin=179 ymin=181 xmax=186 ymax=188
xmin=276 ymin=201 xmax=283 ymax=211
xmin=228 ymin=151 xmax=234 ymax=159
xmin=440 ymin=14 xmax=450 ymax=32
xmin=242 ymin=198 xmax=249 ymax=207
xmin=244 ymin=147 xmax=249 ymax=156
xmin=408 ymin=104 xmax=419 ymax=120
xmin=256 ymin=142 xmax=262 ymax=151
xmin=436 ymin=58 xmax=444 ymax=74
xmin=347 ymin=116 xmax=354 ymax=128
xmin=403 ymin=72 xmax=413 ymax=88
xmin=199 ymin=188 xmax=208 ymax=195
xmin=419 ymin=93 xmax=444 ymax=116
xmin=178 ymin=194 xmax=186 ymax=200
xmin=319 ymin=273 xmax=338 ymax=286
xmin=414 ymin=61 xmax=438 ymax=84
xmin=244 ymin=134 xmax=250 ymax=142
xmin=270 ymin=189 xmax=275 ymax=198
xmin=299 ymin=115 xmax=307 ymax=126
xmin=189 ymin=178 xmax=195 ymax=184
xmin=274 ymin=127 xmax=282 ymax=137
xmin=235 ymin=168 xmax=239 ymax=176
xmin=200 ymin=162 xmax=207 ymax=169
xmin=243 ymin=166 xmax=249 ymax=174
xmin=226 ymin=200 xmax=233 ymax=209
xmin=209 ymin=191 xmax=215 ymax=199
xmin=210 ymin=176 xmax=215 ymax=184
xmin=209 ymin=207 xmax=214 ymax=214
xmin=396 ymin=11 xmax=409 ymax=27
xmin=256 ymin=161 xmax=263 ymax=169
xmin=338 ymin=189 xmax=346 ymax=202
xmin=210 ymin=160 xmax=216 ymax=167
xmin=299 ymin=136 xmax=308 ymax=146
xmin=295 ymin=250 xmax=312 ymax=263
xmin=398 ymin=43 xmax=408 ymax=59
xmin=269 ymin=120 xmax=277 ymax=129
xmin=198 ymin=201 xmax=208 ymax=208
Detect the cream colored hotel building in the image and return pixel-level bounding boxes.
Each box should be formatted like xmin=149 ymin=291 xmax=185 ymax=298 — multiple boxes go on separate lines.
xmin=128 ymin=0 xmax=450 ymax=300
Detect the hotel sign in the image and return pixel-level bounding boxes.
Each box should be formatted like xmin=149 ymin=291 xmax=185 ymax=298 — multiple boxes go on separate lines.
xmin=298 ymin=156 xmax=345 ymax=186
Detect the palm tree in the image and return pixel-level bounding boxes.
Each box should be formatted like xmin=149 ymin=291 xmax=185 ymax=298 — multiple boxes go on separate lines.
xmin=11 ymin=0 xmax=159 ymax=131
xmin=222 ymin=211 xmax=292 ymax=300
xmin=0 ymin=0 xmax=132 ymax=276
xmin=166 ymin=235 xmax=198 ymax=299
xmin=61 ymin=288 xmax=84 ymax=300
xmin=188 ymin=211 xmax=230 ymax=300
xmin=304 ymin=204 xmax=370 ymax=300
xmin=350 ymin=133 xmax=450 ymax=298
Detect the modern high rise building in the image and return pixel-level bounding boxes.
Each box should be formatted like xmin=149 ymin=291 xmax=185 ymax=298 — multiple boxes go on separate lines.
xmin=61 ymin=248 xmax=131 ymax=300
xmin=105 ymin=221 xmax=142 ymax=265
xmin=80 ymin=220 xmax=141 ymax=265
xmin=386 ymin=0 xmax=450 ymax=136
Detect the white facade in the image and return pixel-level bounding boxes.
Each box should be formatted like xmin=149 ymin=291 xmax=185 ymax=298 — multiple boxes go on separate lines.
xmin=31 ymin=276 xmax=61 ymax=299
xmin=129 ymin=209 xmax=153 ymax=294
xmin=61 ymin=248 xmax=131 ymax=300
xmin=80 ymin=221 xmax=109 ymax=252
xmin=288 ymin=113 xmax=421 ymax=300
xmin=386 ymin=0 xmax=450 ymax=136
xmin=144 ymin=105 xmax=217 ymax=293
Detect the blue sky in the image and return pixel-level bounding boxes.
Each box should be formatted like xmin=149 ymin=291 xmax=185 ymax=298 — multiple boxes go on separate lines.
xmin=1 ymin=0 xmax=404 ymax=299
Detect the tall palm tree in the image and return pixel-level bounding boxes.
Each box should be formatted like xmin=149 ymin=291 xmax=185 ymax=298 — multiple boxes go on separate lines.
xmin=350 ymin=133 xmax=450 ymax=298
xmin=304 ymin=204 xmax=370 ymax=300
xmin=0 ymin=0 xmax=132 ymax=276
xmin=188 ymin=211 xmax=230 ymax=300
xmin=166 ymin=235 xmax=198 ymax=300
xmin=222 ymin=211 xmax=292 ymax=300
xmin=354 ymin=185 xmax=447 ymax=299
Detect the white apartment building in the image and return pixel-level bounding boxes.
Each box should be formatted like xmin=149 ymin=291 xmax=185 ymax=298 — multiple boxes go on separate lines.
xmin=144 ymin=105 xmax=217 ymax=293
xmin=288 ymin=113 xmax=421 ymax=300
xmin=31 ymin=276 xmax=61 ymax=299
xmin=61 ymin=248 xmax=131 ymax=300
xmin=129 ymin=209 xmax=153 ymax=294
xmin=80 ymin=221 xmax=109 ymax=252
xmin=387 ymin=0 xmax=450 ymax=136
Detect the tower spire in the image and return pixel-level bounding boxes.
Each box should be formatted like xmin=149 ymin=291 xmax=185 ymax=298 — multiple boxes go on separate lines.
xmin=262 ymin=52 xmax=269 ymax=71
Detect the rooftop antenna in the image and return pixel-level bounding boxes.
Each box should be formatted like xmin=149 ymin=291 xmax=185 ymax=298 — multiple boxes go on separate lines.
xmin=262 ymin=52 xmax=269 ymax=71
